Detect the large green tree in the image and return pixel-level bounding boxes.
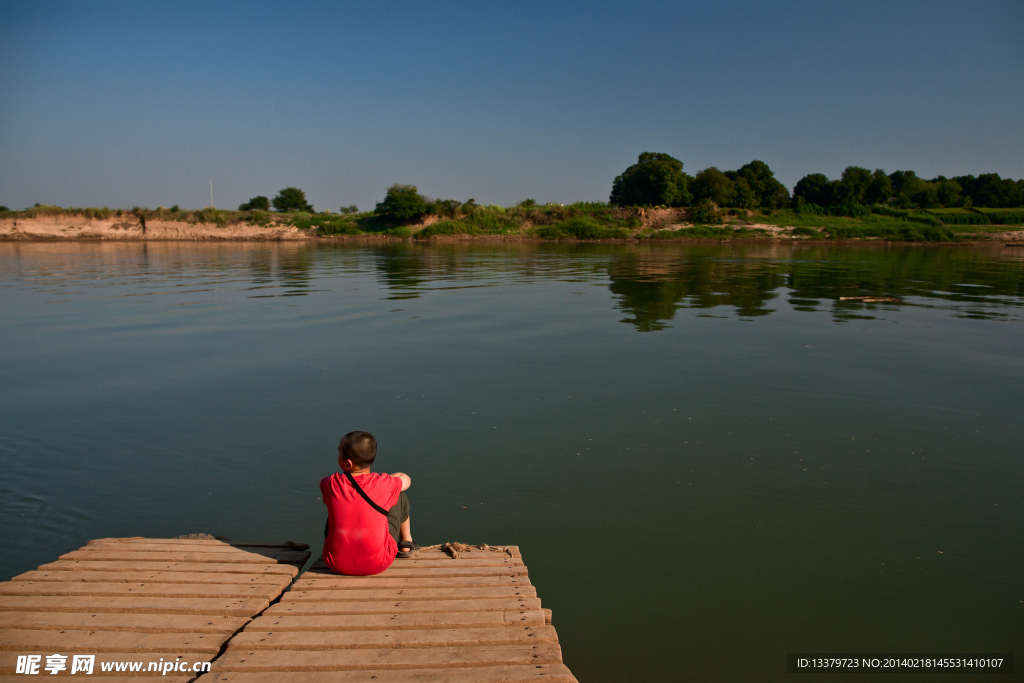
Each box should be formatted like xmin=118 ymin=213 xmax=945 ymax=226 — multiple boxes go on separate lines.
xmin=837 ymin=166 xmax=872 ymax=205
xmin=864 ymin=169 xmax=893 ymax=205
xmin=375 ymin=184 xmax=428 ymax=221
xmin=730 ymin=177 xmax=758 ymax=209
xmin=609 ymin=152 xmax=692 ymax=207
xmin=729 ymin=160 xmax=790 ymax=209
xmin=272 ymin=187 xmax=313 ymax=212
xmin=955 ymin=173 xmax=1022 ymax=207
xmin=689 ymin=167 xmax=734 ymax=206
xmin=239 ymin=195 xmax=270 ymax=211
xmin=792 ymin=173 xmax=832 ymax=207
xmin=931 ymin=177 xmax=962 ymax=207
xmin=889 ymin=171 xmax=931 ymax=208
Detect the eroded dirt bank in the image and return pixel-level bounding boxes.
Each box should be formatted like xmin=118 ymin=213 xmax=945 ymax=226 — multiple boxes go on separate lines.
xmin=0 ymin=215 xmax=311 ymax=241
xmin=3 ymin=213 xmax=1023 ymax=244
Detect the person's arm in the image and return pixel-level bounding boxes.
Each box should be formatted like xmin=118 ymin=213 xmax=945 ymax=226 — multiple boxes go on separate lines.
xmin=390 ymin=472 xmax=411 ymax=491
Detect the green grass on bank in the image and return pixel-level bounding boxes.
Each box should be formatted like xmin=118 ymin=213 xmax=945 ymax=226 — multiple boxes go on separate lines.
xmin=3 ymin=202 xmax=1023 ymax=242
xmin=643 ymin=226 xmax=772 ymax=239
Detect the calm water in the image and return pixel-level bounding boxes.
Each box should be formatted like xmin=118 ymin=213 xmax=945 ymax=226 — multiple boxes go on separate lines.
xmin=1 ymin=241 xmax=1022 ymax=681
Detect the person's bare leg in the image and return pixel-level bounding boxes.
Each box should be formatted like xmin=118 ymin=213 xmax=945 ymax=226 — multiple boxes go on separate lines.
xmin=400 ymin=517 xmax=412 ymax=543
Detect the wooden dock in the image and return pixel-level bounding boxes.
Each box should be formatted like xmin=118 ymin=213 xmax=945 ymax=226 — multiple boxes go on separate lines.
xmin=0 ymin=536 xmax=308 ymax=681
xmin=0 ymin=539 xmax=577 ymax=682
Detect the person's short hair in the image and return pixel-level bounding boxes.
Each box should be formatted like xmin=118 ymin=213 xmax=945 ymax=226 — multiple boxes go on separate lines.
xmin=340 ymin=431 xmax=377 ymax=467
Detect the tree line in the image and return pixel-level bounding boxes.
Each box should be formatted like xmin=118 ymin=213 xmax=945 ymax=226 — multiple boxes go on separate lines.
xmin=609 ymin=152 xmax=1024 ymax=211
xmin=233 ymin=155 xmax=1022 ymax=223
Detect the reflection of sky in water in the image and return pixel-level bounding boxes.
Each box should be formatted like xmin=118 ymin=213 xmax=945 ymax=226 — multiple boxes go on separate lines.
xmin=1 ymin=241 xmax=1022 ymax=683
xmin=4 ymin=243 xmax=1023 ymax=330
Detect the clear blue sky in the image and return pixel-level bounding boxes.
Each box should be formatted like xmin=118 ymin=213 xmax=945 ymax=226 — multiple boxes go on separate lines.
xmin=1 ymin=0 xmax=1021 ymax=211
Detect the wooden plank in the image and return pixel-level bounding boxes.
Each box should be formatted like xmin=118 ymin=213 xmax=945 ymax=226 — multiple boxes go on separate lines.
xmin=245 ymin=609 xmax=545 ymax=631
xmin=0 ymin=595 xmax=270 ymax=616
xmin=208 ymin=663 xmax=576 ymax=682
xmin=214 ymin=644 xmax=563 ymax=671
xmin=307 ymin=548 xmax=521 ymax=570
xmin=291 ymin=577 xmax=530 ymax=591
xmin=394 ymin=557 xmax=525 ymax=566
xmin=301 ymin=567 xmax=528 ymax=579
xmin=86 ymin=541 xmax=310 ymax=556
xmin=230 ymin=624 xmax=558 ymax=650
xmin=0 ymin=678 xmax=193 ymax=683
xmin=89 ymin=537 xmax=210 ymax=544
xmin=0 ymin=611 xmax=248 ymax=633
xmin=415 ymin=547 xmax=521 ymax=559
xmin=60 ymin=549 xmax=309 ymax=564
xmin=229 ymin=541 xmax=310 ymax=549
xmin=282 ymin=587 xmax=538 ymax=602
xmin=267 ymin=598 xmax=542 ymax=616
xmin=0 ymin=581 xmax=281 ymax=600
xmin=85 ymin=541 xmax=249 ymax=552
xmin=38 ymin=559 xmax=297 ymax=575
xmin=88 ymin=537 xmax=302 ymax=548
xmin=305 ymin=559 xmax=525 ymax=571
xmin=0 ymin=628 xmax=229 ymax=653
xmin=12 ymin=570 xmax=292 ymax=586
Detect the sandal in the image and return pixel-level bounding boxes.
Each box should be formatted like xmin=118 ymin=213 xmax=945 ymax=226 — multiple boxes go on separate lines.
xmin=397 ymin=540 xmax=419 ymax=558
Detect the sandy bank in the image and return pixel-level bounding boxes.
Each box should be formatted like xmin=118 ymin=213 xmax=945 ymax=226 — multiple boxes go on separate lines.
xmin=0 ymin=215 xmax=311 ymax=241
xmin=2 ymin=213 xmax=1022 ymax=245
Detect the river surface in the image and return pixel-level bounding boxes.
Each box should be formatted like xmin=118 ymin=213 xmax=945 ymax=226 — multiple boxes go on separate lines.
xmin=1 ymin=241 xmax=1021 ymax=681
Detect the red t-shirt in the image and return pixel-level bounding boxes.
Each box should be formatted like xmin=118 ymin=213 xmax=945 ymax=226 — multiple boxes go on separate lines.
xmin=320 ymin=472 xmax=402 ymax=576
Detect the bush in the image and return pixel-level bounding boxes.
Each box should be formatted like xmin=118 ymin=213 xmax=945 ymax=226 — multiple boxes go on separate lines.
xmin=826 ymin=204 xmax=871 ymax=218
xmin=416 ymin=220 xmax=481 ymax=238
xmin=973 ymin=208 xmax=1024 ymax=225
xmin=193 ymin=207 xmax=229 ymax=227
xmin=870 ymin=204 xmax=940 ymax=226
xmin=247 ymin=210 xmax=271 ymax=227
xmin=463 ymin=212 xmax=518 ymax=233
xmin=24 ymin=204 xmax=66 ymax=217
xmin=290 ymin=213 xmax=361 ymax=234
xmin=924 ymin=210 xmax=987 ymax=225
xmin=272 ymin=187 xmax=313 ymax=212
xmin=536 ymin=216 xmax=629 ymax=239
xmin=690 ymin=199 xmax=723 ymax=224
xmin=375 ymin=184 xmax=428 ymax=221
xmin=794 ymin=199 xmax=825 ymax=215
xmin=427 ymin=198 xmax=461 ymax=218
xmin=826 ymin=224 xmax=956 ymax=242
xmin=319 ymin=221 xmax=362 ymax=235
xmin=646 ymin=226 xmax=736 ymax=239
xmin=239 ymin=195 xmax=270 ymax=211
xmin=792 ymin=226 xmax=821 ymax=237
xmin=0 ymin=205 xmax=9 ymax=212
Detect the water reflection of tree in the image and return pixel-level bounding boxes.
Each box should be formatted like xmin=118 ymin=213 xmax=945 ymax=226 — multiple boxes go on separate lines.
xmin=786 ymin=246 xmax=1024 ymax=322
xmin=275 ymin=246 xmax=315 ymax=296
xmin=608 ymin=249 xmax=782 ymax=331
xmin=355 ymin=241 xmax=1024 ymax=327
xmin=373 ymin=245 xmax=430 ymax=300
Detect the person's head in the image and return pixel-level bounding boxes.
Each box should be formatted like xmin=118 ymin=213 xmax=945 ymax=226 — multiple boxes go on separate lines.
xmin=338 ymin=431 xmax=377 ymax=472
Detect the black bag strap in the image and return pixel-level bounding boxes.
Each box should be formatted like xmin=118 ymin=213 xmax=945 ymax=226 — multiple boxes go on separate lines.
xmin=343 ymin=471 xmax=389 ymax=516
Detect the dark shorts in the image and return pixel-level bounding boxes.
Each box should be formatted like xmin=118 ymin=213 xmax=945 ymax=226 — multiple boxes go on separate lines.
xmin=386 ymin=491 xmax=410 ymax=544
xmin=325 ymin=491 xmax=409 ymax=544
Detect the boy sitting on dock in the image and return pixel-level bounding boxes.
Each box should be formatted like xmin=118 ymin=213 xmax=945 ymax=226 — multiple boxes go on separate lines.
xmin=321 ymin=430 xmax=417 ymax=575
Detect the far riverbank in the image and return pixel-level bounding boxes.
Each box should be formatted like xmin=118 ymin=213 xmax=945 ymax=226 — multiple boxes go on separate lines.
xmin=2 ymin=209 xmax=1023 ymax=245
